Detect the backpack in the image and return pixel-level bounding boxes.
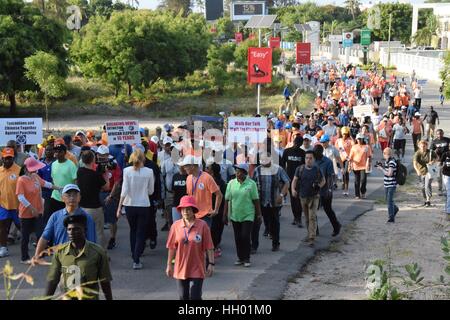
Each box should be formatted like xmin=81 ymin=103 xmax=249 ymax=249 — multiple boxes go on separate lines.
xmin=395 ymin=159 xmax=407 ymax=185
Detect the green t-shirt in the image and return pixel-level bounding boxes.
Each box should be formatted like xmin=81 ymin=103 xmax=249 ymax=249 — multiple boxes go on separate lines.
xmin=225 ymin=177 xmax=259 ymax=222
xmin=51 ymin=160 xmax=78 ymax=201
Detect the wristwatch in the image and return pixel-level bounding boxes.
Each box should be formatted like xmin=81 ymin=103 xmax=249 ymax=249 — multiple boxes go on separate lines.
xmin=208 ymin=262 xmax=215 ymax=266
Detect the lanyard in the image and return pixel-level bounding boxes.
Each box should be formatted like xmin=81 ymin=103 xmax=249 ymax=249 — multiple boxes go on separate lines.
xmin=191 ymin=171 xmax=202 ymax=194
xmin=183 ymin=223 xmax=195 ymax=245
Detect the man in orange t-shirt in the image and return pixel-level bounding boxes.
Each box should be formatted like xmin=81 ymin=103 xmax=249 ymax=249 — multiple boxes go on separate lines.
xmin=349 ymin=134 xmax=372 ymax=199
xmin=394 ymin=92 xmax=402 ymax=110
xmin=182 ymin=156 xmax=223 ymax=226
xmin=411 ymin=112 xmax=424 ymax=152
xmin=0 ymin=148 xmax=21 ymax=257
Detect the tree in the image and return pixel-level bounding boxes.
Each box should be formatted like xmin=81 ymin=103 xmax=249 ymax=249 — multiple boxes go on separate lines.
xmin=207 ymin=43 xmax=235 ymax=93
xmin=159 ymin=0 xmax=191 ymax=16
xmin=365 ymin=3 xmax=413 ymax=44
xmin=0 ymin=0 xmax=68 ymax=114
xmin=216 ymin=17 xmax=235 ymax=40
xmin=344 ymin=0 xmax=361 ymax=20
xmin=71 ymin=10 xmax=211 ymax=96
xmin=24 ymin=52 xmax=67 ymax=131
xmin=412 ymin=14 xmax=439 ymax=46
xmin=441 ymin=52 xmax=450 ymax=99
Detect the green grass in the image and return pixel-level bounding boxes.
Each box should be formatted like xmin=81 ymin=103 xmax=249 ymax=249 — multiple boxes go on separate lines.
xmin=1 ymin=76 xmax=314 ymax=118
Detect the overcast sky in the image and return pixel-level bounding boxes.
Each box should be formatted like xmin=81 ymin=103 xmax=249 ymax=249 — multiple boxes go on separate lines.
xmin=138 ymin=0 xmax=426 ymax=10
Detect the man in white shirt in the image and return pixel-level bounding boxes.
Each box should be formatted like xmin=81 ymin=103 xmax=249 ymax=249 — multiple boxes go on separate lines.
xmin=322 ymin=116 xmax=337 ymax=138
xmin=414 ymin=86 xmax=422 ymax=110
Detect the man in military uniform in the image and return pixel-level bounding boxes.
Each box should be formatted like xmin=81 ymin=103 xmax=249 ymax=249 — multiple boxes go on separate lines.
xmin=46 ymin=214 xmax=113 ymax=300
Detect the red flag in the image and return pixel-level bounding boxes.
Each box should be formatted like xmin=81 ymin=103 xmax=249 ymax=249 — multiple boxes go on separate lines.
xmin=296 ymin=42 xmax=311 ymax=64
xmin=235 ymin=32 xmax=243 ymax=44
xmin=269 ymin=37 xmax=280 ymax=48
xmin=247 ymin=47 xmax=272 ymax=84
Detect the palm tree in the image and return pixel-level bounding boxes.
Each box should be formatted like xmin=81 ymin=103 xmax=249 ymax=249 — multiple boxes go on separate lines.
xmin=345 ymin=0 xmax=361 ymax=20
xmin=412 ymin=15 xmax=440 ymax=46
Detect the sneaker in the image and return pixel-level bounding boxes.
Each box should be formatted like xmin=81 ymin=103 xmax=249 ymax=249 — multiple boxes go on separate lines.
xmin=243 ymin=262 xmax=251 ymax=267
xmin=361 ymin=194 xmax=367 ymax=199
xmin=425 ymin=201 xmax=431 ymax=207
xmin=263 ymin=230 xmax=269 ymax=237
xmin=0 ymin=247 xmax=9 ymax=258
xmin=355 ymin=196 xmax=360 ymax=200
xmin=133 ymin=262 xmax=143 ymax=270
xmin=161 ymin=222 xmax=169 ymax=231
xmin=234 ymin=260 xmax=244 ymax=266
xmin=149 ymin=241 xmax=157 ymax=249
xmin=20 ymin=259 xmax=31 ymax=265
xmin=107 ymin=238 xmax=116 ymax=250
xmin=387 ymin=219 xmax=395 ymax=223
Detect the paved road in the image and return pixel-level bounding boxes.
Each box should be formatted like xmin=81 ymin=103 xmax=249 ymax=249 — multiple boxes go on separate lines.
xmin=1 ymin=63 xmax=448 ymax=300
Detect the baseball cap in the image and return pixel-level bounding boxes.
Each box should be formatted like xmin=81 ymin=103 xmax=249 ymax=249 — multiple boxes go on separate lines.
xmin=320 ymin=134 xmax=330 ymax=143
xmin=46 ymin=135 xmax=56 ymax=142
xmin=150 ymin=136 xmax=159 ymax=144
xmin=1 ymin=147 xmax=15 ymax=158
xmin=163 ymin=137 xmax=174 ymax=146
xmin=180 ymin=155 xmax=201 ymax=167
xmin=97 ymin=145 xmax=110 ymax=155
xmin=414 ymin=112 xmax=421 ymax=116
xmin=233 ymin=163 xmax=249 ymax=173
xmin=328 ymin=116 xmax=334 ymax=121
xmin=303 ymin=134 xmax=312 ymax=140
xmin=62 ymin=184 xmax=80 ymax=194
xmin=356 ymin=133 xmax=365 ymax=140
xmin=75 ymin=131 xmax=86 ymax=137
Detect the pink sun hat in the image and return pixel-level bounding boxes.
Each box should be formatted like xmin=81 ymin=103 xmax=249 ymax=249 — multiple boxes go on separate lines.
xmin=176 ymin=196 xmax=199 ymax=214
xmin=24 ymin=157 xmax=45 ymax=172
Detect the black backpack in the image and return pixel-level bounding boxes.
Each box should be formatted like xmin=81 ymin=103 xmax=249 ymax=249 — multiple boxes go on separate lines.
xmin=395 ymin=159 xmax=407 ymax=185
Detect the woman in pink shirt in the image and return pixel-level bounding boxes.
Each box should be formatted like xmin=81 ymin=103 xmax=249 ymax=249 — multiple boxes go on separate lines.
xmin=166 ymin=196 xmax=214 ymax=300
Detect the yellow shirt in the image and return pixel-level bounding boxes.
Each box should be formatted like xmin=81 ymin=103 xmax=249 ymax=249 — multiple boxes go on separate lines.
xmin=0 ymin=164 xmax=21 ymax=210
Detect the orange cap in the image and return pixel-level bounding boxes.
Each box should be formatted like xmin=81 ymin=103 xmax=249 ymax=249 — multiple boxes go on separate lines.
xmin=1 ymin=147 xmax=15 ymax=158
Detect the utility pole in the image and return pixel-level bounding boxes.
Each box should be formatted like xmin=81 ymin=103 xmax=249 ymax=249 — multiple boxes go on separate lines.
xmin=387 ymin=13 xmax=392 ymax=67
xmin=257 ymin=28 xmax=261 ymax=115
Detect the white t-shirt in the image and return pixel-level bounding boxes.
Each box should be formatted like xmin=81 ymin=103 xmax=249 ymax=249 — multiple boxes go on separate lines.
xmin=393 ymin=124 xmax=406 ymax=140
xmin=121 ymin=166 xmax=155 ymax=207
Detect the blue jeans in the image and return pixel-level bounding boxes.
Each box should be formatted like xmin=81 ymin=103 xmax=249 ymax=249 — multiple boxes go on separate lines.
xmin=385 ymin=187 xmax=398 ymax=220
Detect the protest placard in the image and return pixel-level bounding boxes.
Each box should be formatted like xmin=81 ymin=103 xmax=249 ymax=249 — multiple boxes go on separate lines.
xmin=0 ymin=118 xmax=43 ymax=146
xmin=105 ymin=120 xmax=141 ymax=145
xmin=227 ymin=117 xmax=267 ymax=144
xmin=353 ymin=105 xmax=373 ymax=118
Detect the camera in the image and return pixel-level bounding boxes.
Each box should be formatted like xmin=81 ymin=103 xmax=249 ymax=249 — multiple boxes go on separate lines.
xmin=375 ymin=161 xmax=383 ymax=167
xmin=96 ymin=155 xmax=117 ymax=174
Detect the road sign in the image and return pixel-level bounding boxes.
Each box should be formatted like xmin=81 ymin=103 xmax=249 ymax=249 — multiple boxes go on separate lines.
xmin=361 ymin=29 xmax=371 ymax=46
xmin=342 ymin=32 xmax=353 ymax=48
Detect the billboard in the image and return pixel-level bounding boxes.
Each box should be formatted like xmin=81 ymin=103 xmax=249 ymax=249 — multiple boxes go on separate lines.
xmin=205 ymin=0 xmax=224 ymax=21
xmin=296 ymin=42 xmax=311 ymax=64
xmin=342 ymin=32 xmax=353 ymax=48
xmin=247 ymin=47 xmax=272 ymax=84
xmin=231 ymin=1 xmax=265 ymax=21
xmin=269 ymin=37 xmax=280 ymax=48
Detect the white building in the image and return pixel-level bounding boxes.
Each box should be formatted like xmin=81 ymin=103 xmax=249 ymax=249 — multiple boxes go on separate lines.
xmin=412 ymin=2 xmax=450 ymax=50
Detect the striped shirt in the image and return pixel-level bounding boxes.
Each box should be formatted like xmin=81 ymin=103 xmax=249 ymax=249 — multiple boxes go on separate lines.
xmin=383 ymin=158 xmax=397 ymax=188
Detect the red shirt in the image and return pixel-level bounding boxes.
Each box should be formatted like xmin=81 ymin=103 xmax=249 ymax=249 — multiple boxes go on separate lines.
xmin=166 ymin=219 xmax=214 ymax=280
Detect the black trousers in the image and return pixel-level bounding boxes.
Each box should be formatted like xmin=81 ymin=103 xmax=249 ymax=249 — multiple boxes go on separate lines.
xmin=232 ymin=221 xmax=253 ymax=262
xmin=353 ymin=170 xmax=367 ymax=198
xmin=211 ymin=209 xmax=225 ymax=248
xmin=289 ymin=188 xmax=302 ymax=223
xmin=20 ymin=217 xmax=44 ymax=261
xmin=415 ymin=98 xmax=421 ymax=109
xmin=177 ymin=278 xmax=203 ymax=300
xmin=320 ymin=194 xmax=340 ymax=232
xmin=412 ymin=133 xmax=421 ymax=152
xmin=375 ymin=97 xmax=381 ymax=106
xmin=261 ymin=206 xmax=281 ymax=246
xmin=145 ymin=205 xmax=157 ymax=243
xmin=251 ymin=218 xmax=261 ymax=251
xmin=125 ymin=206 xmax=149 ymax=263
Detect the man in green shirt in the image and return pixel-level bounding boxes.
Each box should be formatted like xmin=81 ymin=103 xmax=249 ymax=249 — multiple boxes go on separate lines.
xmin=48 ymin=143 xmax=77 ymax=223
xmin=224 ymin=163 xmax=261 ymax=267
xmin=46 ymin=214 xmax=113 ymax=300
